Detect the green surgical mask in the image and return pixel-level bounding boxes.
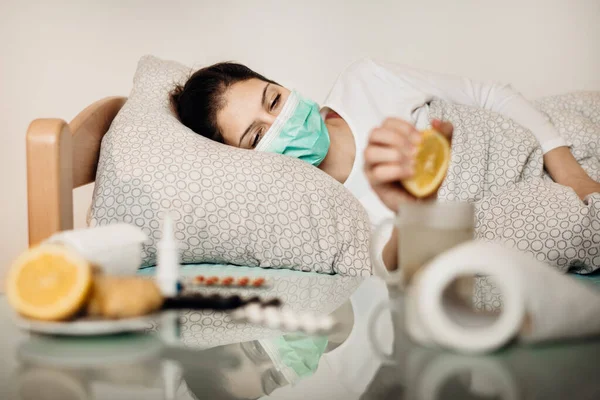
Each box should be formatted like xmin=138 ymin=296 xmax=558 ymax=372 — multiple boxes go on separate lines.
xmin=255 ymin=90 xmax=330 ymax=166
xmin=259 ymin=333 xmax=328 ymax=384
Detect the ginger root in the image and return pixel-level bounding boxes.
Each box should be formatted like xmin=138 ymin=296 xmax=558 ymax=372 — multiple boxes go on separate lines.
xmin=86 ymin=276 xmax=164 ymax=319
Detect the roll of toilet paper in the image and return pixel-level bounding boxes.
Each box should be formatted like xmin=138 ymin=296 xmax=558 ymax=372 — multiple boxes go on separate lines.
xmin=405 ymin=242 xmax=526 ymax=353
xmin=405 ymin=241 xmax=600 ymax=353
xmin=46 ymin=224 xmax=148 ymax=275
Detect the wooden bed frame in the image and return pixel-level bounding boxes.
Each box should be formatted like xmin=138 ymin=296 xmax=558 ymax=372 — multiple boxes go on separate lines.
xmin=26 ymin=96 xmax=127 ymax=247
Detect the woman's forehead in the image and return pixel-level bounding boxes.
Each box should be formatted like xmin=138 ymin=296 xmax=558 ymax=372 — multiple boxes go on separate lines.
xmin=217 ymin=78 xmax=267 ymax=145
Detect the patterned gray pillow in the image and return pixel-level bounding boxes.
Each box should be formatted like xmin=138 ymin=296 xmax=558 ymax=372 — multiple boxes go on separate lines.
xmin=90 ymin=56 xmax=371 ymax=276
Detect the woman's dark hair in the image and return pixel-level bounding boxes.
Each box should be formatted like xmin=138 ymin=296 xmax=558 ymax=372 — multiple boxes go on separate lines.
xmin=170 ymin=62 xmax=277 ymax=143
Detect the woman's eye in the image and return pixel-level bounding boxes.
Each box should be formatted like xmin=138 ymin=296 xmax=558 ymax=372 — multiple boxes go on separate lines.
xmin=251 ymin=130 xmax=262 ymax=148
xmin=270 ymin=94 xmax=281 ymax=111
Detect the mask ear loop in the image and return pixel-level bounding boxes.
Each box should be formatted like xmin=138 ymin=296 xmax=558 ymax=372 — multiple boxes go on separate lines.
xmin=255 ymin=90 xmax=300 ymax=152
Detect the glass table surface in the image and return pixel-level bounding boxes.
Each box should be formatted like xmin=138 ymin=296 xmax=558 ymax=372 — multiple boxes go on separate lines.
xmin=1 ymin=274 xmax=599 ymax=400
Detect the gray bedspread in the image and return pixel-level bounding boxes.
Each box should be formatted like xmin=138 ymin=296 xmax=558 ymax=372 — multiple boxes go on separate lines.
xmin=430 ymin=92 xmax=600 ymax=274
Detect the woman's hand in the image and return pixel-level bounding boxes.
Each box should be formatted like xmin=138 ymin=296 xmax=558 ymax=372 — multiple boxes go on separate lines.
xmin=543 ymin=147 xmax=600 ymax=201
xmin=364 ymin=118 xmax=453 ymax=213
xmin=365 ymin=118 xmax=453 ymax=271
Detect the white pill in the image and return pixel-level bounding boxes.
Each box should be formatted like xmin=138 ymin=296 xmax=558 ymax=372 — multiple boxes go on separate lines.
xmin=318 ymin=316 xmax=336 ymax=332
xmin=281 ymin=310 xmax=300 ymax=331
xmin=245 ymin=304 xmax=263 ymax=324
xmin=299 ymin=313 xmax=318 ymax=334
xmin=263 ymin=307 xmax=282 ymax=329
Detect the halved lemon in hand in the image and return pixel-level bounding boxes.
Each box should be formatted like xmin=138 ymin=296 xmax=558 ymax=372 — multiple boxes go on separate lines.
xmin=6 ymin=244 xmax=92 ymax=321
xmin=401 ymin=129 xmax=451 ymax=198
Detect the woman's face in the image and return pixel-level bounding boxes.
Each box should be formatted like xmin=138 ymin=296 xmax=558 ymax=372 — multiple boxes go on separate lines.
xmin=217 ymin=78 xmax=291 ymax=149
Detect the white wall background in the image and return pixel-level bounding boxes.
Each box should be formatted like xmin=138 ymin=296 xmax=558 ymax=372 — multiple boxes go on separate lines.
xmin=1 ymin=0 xmax=600 ymax=281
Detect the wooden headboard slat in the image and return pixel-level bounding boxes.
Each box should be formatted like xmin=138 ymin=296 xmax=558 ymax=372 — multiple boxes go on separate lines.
xmin=70 ymin=96 xmax=127 ymax=188
xmin=26 ymin=119 xmax=74 ymax=246
xmin=26 ymin=96 xmax=127 ymax=246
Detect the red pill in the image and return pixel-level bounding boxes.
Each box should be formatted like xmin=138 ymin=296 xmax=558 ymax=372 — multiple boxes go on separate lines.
xmin=238 ymin=277 xmax=249 ymax=286
xmin=206 ymin=276 xmax=219 ymax=285
xmin=252 ymin=278 xmax=265 ymax=287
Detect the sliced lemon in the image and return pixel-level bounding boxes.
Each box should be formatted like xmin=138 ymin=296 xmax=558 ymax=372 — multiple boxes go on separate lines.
xmin=6 ymin=244 xmax=92 ymax=321
xmin=401 ymin=129 xmax=451 ymax=198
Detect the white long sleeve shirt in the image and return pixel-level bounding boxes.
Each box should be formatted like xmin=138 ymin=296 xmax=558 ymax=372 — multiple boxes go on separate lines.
xmin=321 ymin=58 xmax=567 ymax=230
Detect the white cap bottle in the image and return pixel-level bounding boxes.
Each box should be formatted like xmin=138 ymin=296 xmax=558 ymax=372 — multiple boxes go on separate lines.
xmin=155 ymin=213 xmax=180 ymax=297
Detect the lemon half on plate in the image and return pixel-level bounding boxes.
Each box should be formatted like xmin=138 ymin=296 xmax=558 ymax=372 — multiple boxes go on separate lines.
xmin=6 ymin=244 xmax=92 ymax=321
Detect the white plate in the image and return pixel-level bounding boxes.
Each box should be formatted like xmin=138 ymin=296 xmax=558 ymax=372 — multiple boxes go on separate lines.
xmin=13 ymin=313 xmax=158 ymax=336
xmin=17 ymin=333 xmax=164 ymax=367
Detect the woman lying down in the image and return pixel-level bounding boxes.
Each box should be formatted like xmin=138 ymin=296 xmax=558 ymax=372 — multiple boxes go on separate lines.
xmin=170 ymin=59 xmax=600 ymax=273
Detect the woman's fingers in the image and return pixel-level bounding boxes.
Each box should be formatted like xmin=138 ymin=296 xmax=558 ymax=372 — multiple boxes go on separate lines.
xmin=381 ymin=118 xmax=421 ymax=141
xmin=372 ymin=118 xmax=454 ymax=145
xmin=363 ymin=118 xmax=422 ymax=212
xmin=376 ymin=182 xmax=417 ymax=209
xmin=364 ymin=144 xmax=414 ymax=166
xmin=368 ymin=127 xmax=408 ymax=148
xmin=367 ymin=163 xmax=415 ymax=185
xmin=369 ymin=121 xmax=421 ymax=149
xmin=365 ymin=118 xmax=420 ymax=185
xmin=431 ymin=119 xmax=454 ymax=139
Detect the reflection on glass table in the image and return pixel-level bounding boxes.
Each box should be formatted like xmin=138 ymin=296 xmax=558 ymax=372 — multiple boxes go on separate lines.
xmin=4 ymin=268 xmax=359 ymax=400
xmin=12 ymin=333 xmax=166 ymax=400
xmin=360 ymin=286 xmax=600 ymax=400
xmin=10 ymin=329 xmax=335 ymax=400
xmin=3 ymin=276 xmax=600 ymax=400
xmin=169 ymin=333 xmax=329 ymax=399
